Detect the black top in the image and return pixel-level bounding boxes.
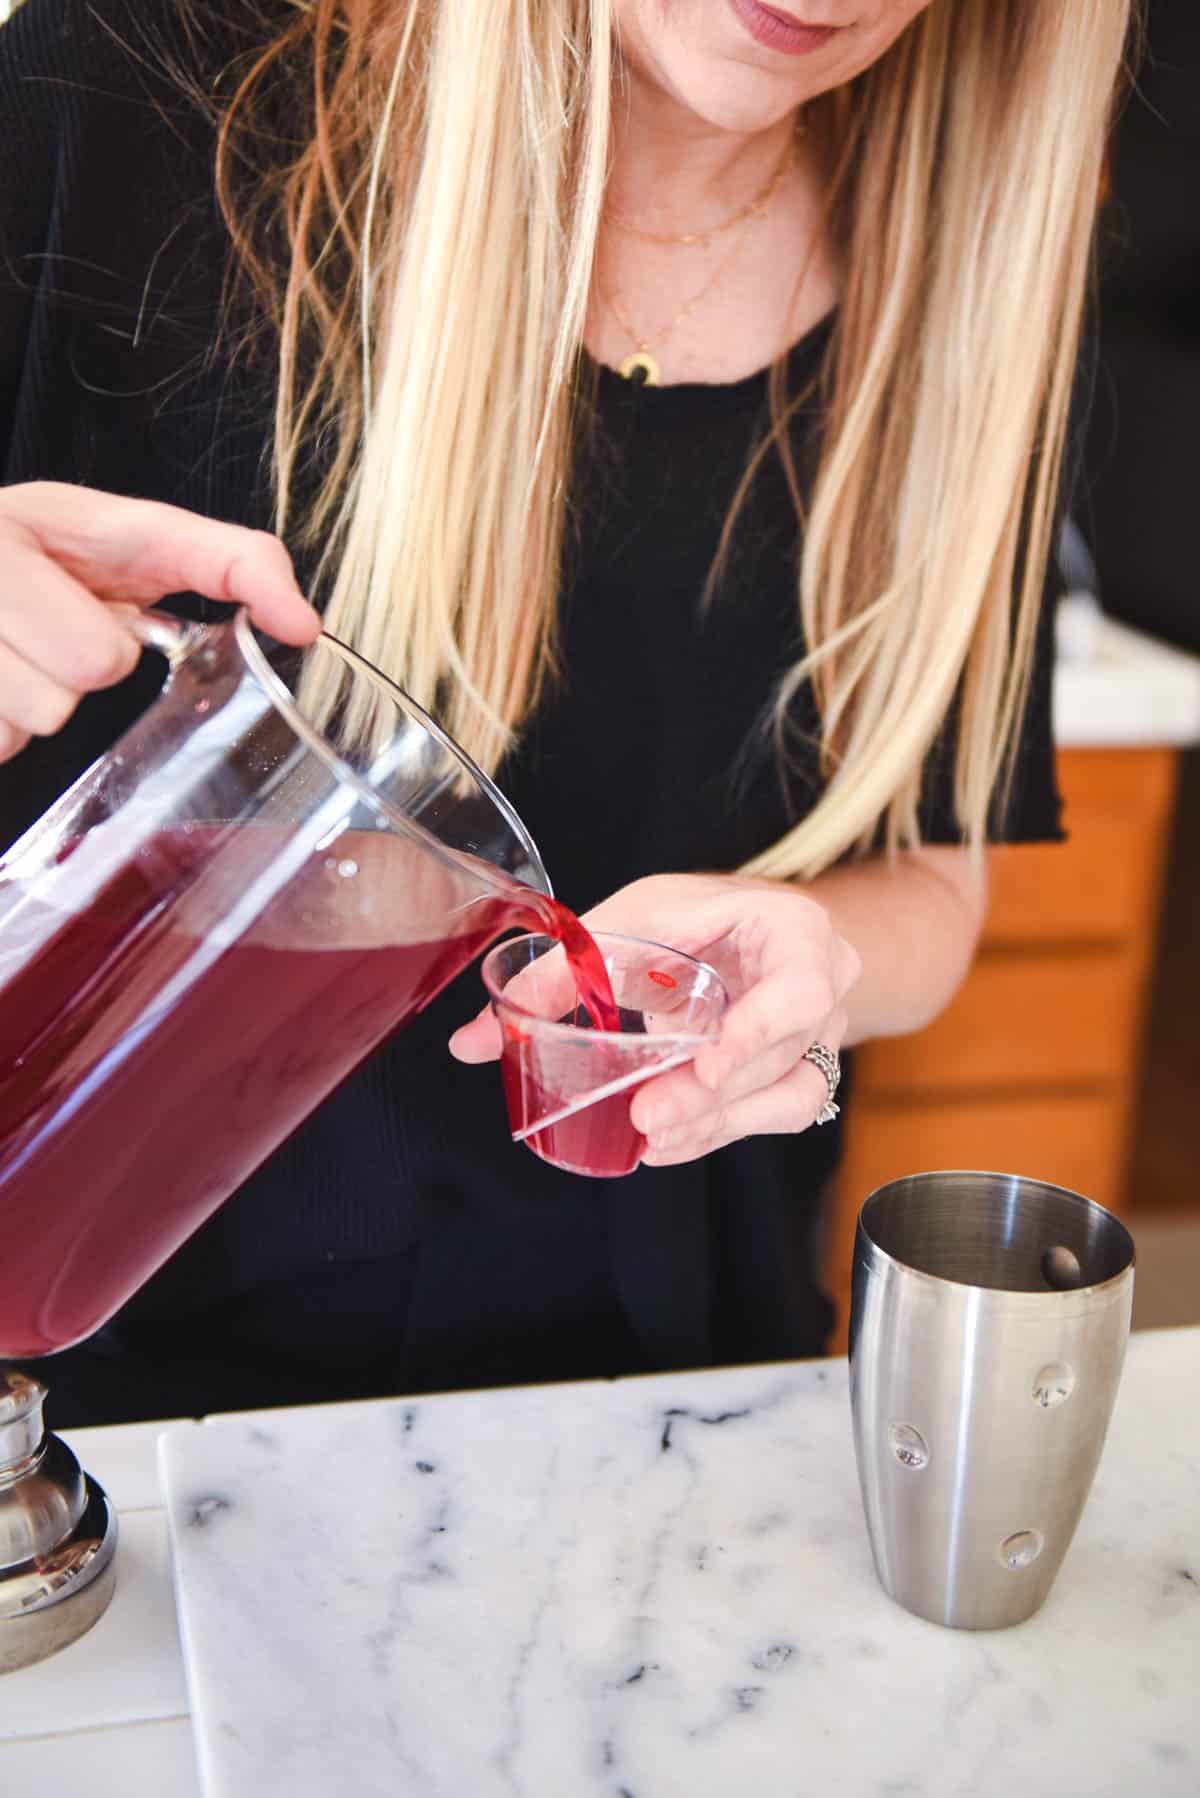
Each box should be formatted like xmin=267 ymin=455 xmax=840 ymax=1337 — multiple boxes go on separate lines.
xmin=1082 ymin=0 xmax=1200 ymax=654
xmin=0 ymin=0 xmax=1062 ymax=1426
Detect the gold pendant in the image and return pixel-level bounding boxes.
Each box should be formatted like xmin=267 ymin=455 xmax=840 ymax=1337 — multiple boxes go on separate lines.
xmin=618 ymin=350 xmax=661 ymax=387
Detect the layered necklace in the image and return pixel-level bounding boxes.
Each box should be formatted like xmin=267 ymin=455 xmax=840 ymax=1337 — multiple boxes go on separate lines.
xmin=600 ymin=128 xmax=800 ymax=388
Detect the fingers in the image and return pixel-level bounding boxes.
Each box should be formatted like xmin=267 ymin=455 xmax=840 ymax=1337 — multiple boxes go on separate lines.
xmin=639 ymin=1007 xmax=848 ymax=1167
xmin=584 ymin=879 xmax=862 ymax=1098
xmin=0 ymin=720 xmax=31 ymax=764
xmin=0 ymin=484 xmax=322 ymax=757
xmin=0 ymin=639 xmax=83 ymax=739
xmin=491 ymin=945 xmax=579 ymax=1022
xmin=639 ymin=1059 xmax=829 ymax=1166
xmin=632 ymin=1029 xmax=817 ymax=1137
xmin=0 ymin=527 xmax=141 ymax=694
xmin=582 ymin=874 xmax=749 ymax=965
xmin=690 ymin=931 xmax=855 ymax=1094
xmin=833 ymin=933 xmax=861 ymax=996
xmin=0 ymin=484 xmax=321 ymax=645
xmin=197 ymin=524 xmax=321 ymax=645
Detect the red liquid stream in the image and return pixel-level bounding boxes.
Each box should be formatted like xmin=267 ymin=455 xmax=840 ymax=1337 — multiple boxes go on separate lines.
xmin=0 ymin=826 xmax=618 ymax=1357
xmin=530 ymin=897 xmax=620 ymax=1036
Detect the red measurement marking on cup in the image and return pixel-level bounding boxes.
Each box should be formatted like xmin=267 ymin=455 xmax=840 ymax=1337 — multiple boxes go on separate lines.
xmin=648 ymin=970 xmax=677 ymax=989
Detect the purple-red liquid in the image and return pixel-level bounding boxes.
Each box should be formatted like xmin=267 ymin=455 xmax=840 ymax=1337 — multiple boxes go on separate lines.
xmin=535 ymin=903 xmax=620 ymax=1037
xmin=500 ymin=1057 xmax=646 ymax=1179
xmin=498 ymin=1001 xmax=653 ymax=1181
xmin=0 ymin=826 xmax=618 ymax=1357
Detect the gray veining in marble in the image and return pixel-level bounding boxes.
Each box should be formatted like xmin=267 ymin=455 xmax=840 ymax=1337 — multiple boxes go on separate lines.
xmin=160 ymin=1330 xmax=1200 ymax=1798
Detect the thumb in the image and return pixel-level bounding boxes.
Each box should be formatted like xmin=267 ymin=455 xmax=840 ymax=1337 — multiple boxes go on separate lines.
xmin=448 ymin=1007 xmax=503 ymax=1064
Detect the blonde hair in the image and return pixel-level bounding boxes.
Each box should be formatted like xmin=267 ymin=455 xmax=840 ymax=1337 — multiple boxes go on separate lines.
xmin=217 ymin=0 xmax=1131 ymax=878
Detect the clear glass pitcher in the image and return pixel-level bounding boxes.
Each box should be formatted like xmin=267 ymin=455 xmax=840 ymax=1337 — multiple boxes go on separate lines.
xmin=0 ymin=611 xmax=551 ymax=1358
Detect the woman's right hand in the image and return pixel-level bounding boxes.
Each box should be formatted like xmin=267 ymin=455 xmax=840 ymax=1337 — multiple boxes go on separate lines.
xmin=0 ymin=482 xmax=321 ymax=763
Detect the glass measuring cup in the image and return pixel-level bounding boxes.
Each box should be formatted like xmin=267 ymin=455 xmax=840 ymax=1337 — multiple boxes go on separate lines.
xmin=482 ymin=931 xmax=728 ymax=1177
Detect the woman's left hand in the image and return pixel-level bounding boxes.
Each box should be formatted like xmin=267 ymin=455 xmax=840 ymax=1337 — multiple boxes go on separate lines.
xmin=448 ymin=873 xmax=861 ymax=1167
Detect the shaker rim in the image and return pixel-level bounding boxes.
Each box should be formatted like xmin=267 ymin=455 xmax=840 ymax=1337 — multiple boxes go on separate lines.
xmin=855 ymin=1167 xmax=1136 ymax=1297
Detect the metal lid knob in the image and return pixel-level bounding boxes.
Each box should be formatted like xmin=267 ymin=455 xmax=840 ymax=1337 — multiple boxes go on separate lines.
xmin=0 ymin=1373 xmax=87 ymax=1575
xmin=0 ymin=1371 xmax=47 ymax=1478
xmin=0 ymin=1376 xmax=118 ymax=1673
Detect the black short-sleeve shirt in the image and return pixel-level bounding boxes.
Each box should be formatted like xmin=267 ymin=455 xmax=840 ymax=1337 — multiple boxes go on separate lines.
xmin=0 ymin=0 xmax=1062 ymax=1424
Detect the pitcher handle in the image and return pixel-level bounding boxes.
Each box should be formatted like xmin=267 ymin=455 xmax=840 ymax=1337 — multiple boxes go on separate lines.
xmin=117 ymin=605 xmax=214 ymax=674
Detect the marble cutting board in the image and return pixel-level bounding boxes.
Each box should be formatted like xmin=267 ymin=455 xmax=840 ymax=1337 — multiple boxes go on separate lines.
xmin=158 ymin=1340 xmax=1200 ymax=1798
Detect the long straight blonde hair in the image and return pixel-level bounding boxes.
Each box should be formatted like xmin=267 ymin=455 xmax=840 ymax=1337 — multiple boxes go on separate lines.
xmin=216 ymin=0 xmax=1131 ymax=878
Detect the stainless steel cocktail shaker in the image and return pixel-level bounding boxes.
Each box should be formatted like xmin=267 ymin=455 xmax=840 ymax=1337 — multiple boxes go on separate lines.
xmin=849 ymin=1171 xmax=1135 ymax=1630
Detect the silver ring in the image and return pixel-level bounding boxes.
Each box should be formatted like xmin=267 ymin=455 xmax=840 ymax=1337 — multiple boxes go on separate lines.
xmin=802 ymin=1041 xmax=841 ymax=1126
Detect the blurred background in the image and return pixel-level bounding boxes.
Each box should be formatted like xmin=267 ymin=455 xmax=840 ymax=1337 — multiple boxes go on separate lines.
xmin=0 ymin=0 xmax=1195 ymax=1346
xmin=824 ymin=0 xmax=1200 ymax=1347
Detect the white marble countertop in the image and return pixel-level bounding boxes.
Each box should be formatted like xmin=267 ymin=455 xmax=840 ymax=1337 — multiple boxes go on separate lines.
xmin=1 ymin=1327 xmax=1197 ymax=1797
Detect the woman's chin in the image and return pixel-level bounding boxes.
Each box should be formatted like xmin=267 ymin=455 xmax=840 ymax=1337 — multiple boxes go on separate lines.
xmin=621 ymin=48 xmax=812 ymax=138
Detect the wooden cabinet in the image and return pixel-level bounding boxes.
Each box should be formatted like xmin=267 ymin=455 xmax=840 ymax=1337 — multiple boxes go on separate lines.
xmin=821 ymin=747 xmax=1179 ymax=1353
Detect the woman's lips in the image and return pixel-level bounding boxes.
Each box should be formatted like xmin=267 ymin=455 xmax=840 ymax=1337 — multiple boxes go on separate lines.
xmin=727 ymin=0 xmax=840 ymax=56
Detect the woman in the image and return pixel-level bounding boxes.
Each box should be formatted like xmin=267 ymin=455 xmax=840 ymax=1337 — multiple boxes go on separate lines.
xmin=0 ymin=0 xmax=1129 ymax=1423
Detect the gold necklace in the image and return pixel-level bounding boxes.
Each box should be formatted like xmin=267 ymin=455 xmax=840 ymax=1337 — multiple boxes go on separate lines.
xmin=601 ymin=138 xmax=797 ymax=386
xmin=601 ymin=215 xmax=752 ymax=386
xmin=606 ymin=129 xmax=801 ymax=250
